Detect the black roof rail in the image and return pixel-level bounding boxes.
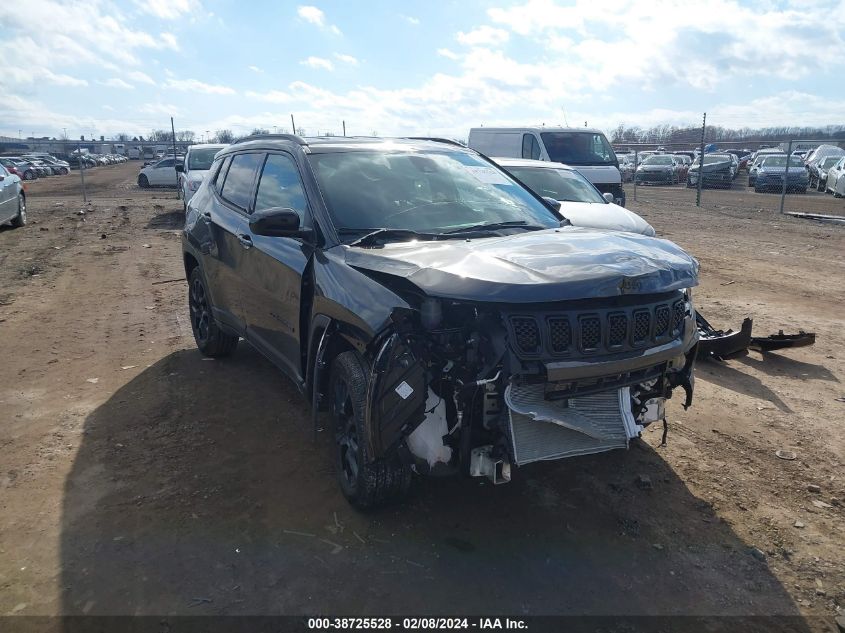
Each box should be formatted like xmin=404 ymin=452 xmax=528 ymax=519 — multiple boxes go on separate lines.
xmin=233 ymin=134 xmax=307 ymax=145
xmin=403 ymin=136 xmax=467 ymax=148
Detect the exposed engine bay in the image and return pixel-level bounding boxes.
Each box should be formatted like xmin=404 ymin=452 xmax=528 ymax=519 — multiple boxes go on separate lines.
xmin=364 ymin=289 xmax=698 ymax=483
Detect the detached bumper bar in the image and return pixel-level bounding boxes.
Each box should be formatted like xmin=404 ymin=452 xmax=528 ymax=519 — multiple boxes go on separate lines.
xmin=696 ymin=313 xmax=815 ymax=360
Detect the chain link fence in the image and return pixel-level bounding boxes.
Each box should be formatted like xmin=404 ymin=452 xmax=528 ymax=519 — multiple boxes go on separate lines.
xmin=614 ymin=140 xmax=845 ymax=222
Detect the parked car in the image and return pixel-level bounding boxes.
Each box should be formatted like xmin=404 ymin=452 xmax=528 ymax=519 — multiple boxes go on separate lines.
xmin=27 ymin=155 xmax=70 ymax=175
xmin=635 ymin=155 xmax=679 ymax=185
xmin=754 ymin=155 xmax=808 ymax=193
xmin=468 ymin=127 xmax=626 ymax=206
xmin=804 ymin=144 xmax=844 ymax=167
xmin=492 ymin=158 xmax=655 ymax=235
xmin=175 ymin=144 xmax=227 ymax=210
xmin=138 ymin=157 xmax=180 ymax=188
xmin=808 ymin=156 xmax=841 ymax=191
xmin=181 ymin=135 xmax=699 ymax=508
xmin=687 ymin=154 xmax=733 ymax=188
xmin=824 ymin=156 xmax=845 ymax=196
xmin=747 ymin=153 xmax=786 ymax=187
xmin=0 ymin=162 xmax=26 ymax=228
xmin=617 ymin=154 xmax=636 ymax=182
xmin=0 ymin=158 xmax=38 ymax=180
xmin=672 ymin=155 xmax=691 ymax=180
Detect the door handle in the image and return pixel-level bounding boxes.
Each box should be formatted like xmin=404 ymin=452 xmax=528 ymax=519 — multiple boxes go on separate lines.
xmin=237 ymin=233 xmax=253 ymax=249
xmin=201 ymin=210 xmax=212 ymax=219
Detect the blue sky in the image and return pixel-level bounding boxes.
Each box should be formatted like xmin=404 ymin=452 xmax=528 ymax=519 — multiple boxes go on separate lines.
xmin=1 ymin=0 xmax=844 ymax=140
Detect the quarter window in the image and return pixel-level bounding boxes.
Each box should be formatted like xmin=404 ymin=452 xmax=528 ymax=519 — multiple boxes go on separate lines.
xmin=214 ymin=157 xmax=232 ymax=195
xmin=254 ymin=154 xmax=308 ymax=220
xmin=522 ymin=134 xmax=541 ymax=160
xmin=220 ymin=153 xmax=263 ymax=210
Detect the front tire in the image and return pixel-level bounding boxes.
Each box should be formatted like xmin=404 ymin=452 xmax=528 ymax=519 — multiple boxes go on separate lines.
xmin=138 ymin=174 xmax=149 ymax=188
xmin=330 ymin=351 xmax=412 ymax=510
xmin=188 ymin=268 xmax=239 ymax=357
xmin=60 ymin=167 xmax=69 ymax=175
xmin=10 ymin=194 xmax=26 ymax=228
xmin=23 ymin=170 xmax=35 ymax=181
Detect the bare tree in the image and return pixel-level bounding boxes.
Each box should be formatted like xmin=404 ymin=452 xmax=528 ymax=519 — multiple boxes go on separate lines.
xmin=214 ymin=129 xmax=236 ymax=143
xmin=148 ymin=129 xmax=174 ymax=142
xmin=176 ymin=130 xmax=196 ymax=142
xmin=250 ymin=128 xmax=270 ymax=136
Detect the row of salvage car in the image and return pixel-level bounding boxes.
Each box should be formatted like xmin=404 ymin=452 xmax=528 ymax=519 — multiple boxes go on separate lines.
xmin=175 ymin=131 xmax=813 ymax=508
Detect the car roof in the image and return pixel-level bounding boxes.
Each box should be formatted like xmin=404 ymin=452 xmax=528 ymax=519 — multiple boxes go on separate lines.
xmin=187 ymin=144 xmax=228 ymax=151
xmin=490 ymin=157 xmax=576 ymax=170
xmin=217 ymin=135 xmax=470 ymax=157
xmin=470 ymin=126 xmax=606 ymax=135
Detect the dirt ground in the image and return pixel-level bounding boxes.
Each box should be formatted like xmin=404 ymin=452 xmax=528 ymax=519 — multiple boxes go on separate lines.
xmin=0 ymin=162 xmax=843 ymax=626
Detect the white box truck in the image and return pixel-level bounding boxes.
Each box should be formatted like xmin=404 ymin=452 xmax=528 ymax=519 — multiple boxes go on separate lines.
xmin=468 ymin=127 xmax=626 ymax=206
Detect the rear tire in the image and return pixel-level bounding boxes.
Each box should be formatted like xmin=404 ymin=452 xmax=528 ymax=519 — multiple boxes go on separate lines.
xmin=330 ymin=351 xmax=412 ymax=510
xmin=10 ymin=194 xmax=26 ymax=228
xmin=60 ymin=167 xmax=69 ymax=175
xmin=23 ymin=170 xmax=35 ymax=181
xmin=138 ymin=174 xmax=149 ymax=188
xmin=188 ymin=268 xmax=239 ymax=357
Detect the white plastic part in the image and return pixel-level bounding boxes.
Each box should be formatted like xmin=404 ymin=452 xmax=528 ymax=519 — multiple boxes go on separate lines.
xmin=469 ymin=445 xmax=511 ymax=484
xmin=406 ymin=389 xmax=452 ymax=467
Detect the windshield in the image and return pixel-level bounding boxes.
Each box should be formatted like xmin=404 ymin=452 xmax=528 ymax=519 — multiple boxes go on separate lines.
xmin=643 ymin=156 xmax=673 ymax=165
xmin=820 ymin=157 xmax=840 ymax=168
xmin=504 ymin=166 xmax=605 ymax=203
xmin=539 ymin=131 xmax=617 ymax=166
xmin=696 ymin=155 xmax=732 ymax=166
xmin=308 ymin=150 xmax=559 ymax=238
xmin=762 ymin=156 xmax=804 ymax=168
xmin=188 ymin=148 xmax=223 ymax=171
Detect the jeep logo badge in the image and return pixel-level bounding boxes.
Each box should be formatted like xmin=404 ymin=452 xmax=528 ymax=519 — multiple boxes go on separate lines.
xmin=620 ymin=277 xmax=641 ymax=293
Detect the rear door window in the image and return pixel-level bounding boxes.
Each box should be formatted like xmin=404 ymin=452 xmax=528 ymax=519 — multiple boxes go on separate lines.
xmin=220 ymin=153 xmax=263 ymax=211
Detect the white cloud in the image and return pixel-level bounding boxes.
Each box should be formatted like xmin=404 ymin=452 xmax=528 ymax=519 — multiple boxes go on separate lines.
xmin=297 ymin=5 xmax=342 ymax=34
xmin=334 ymin=53 xmax=358 ymax=65
xmin=301 ymin=56 xmax=334 ymax=71
xmin=127 ymin=71 xmax=155 ymax=85
xmin=163 ymin=78 xmax=236 ymax=95
xmin=137 ymin=102 xmax=184 ymax=117
xmin=437 ymin=48 xmax=460 ymax=60
xmin=134 ymin=0 xmax=201 ymax=20
xmin=99 ymin=78 xmax=135 ymax=89
xmin=248 ymin=65 xmax=264 ymax=73
xmin=456 ymin=26 xmax=510 ymax=46
xmin=245 ymin=90 xmax=292 ymax=104
xmin=402 ymin=15 xmax=420 ymax=25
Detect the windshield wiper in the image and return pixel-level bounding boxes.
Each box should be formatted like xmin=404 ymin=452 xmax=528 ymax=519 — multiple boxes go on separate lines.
xmin=442 ymin=220 xmax=545 ymax=235
xmin=341 ymin=227 xmax=440 ymax=247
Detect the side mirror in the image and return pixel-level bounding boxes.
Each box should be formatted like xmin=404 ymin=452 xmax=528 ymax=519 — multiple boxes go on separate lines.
xmin=175 ymin=164 xmax=184 ymax=173
xmin=250 ymin=207 xmax=312 ymax=239
xmin=602 ymin=192 xmax=615 ymax=203
xmin=542 ymin=196 xmax=561 ymax=212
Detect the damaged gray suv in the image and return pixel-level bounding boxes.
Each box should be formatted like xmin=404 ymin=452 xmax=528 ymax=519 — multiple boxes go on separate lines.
xmin=182 ymin=135 xmax=699 ymax=508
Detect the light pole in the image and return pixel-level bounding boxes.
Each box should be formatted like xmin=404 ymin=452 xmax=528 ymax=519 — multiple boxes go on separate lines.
xmin=206 ymin=130 xmax=210 ymax=143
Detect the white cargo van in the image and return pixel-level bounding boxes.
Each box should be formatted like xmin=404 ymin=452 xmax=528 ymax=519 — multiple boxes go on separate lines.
xmin=468 ymin=127 xmax=626 ymax=206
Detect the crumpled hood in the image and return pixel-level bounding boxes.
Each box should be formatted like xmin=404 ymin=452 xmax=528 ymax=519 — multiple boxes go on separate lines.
xmin=557 ymin=200 xmax=655 ymax=237
xmin=344 ymin=227 xmax=699 ymax=302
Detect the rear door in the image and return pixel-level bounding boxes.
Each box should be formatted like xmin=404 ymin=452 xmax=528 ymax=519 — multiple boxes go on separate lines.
xmin=203 ymin=152 xmax=264 ymax=330
xmin=149 ymin=158 xmax=175 ymax=186
xmin=237 ymin=151 xmax=313 ymax=382
xmin=0 ymin=165 xmax=14 ymax=223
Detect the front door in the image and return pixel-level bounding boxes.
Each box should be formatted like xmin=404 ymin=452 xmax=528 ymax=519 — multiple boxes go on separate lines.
xmin=237 ymin=152 xmax=312 ymax=382
xmin=150 ymin=158 xmax=176 ymax=186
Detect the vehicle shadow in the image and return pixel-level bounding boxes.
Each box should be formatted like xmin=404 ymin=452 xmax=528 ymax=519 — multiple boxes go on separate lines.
xmin=735 ymin=352 xmax=839 ymax=383
xmin=696 ymin=357 xmax=793 ymax=412
xmin=59 ymin=346 xmax=808 ymax=625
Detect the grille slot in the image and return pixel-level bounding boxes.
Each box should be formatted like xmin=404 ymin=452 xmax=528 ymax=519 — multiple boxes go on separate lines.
xmin=654 ymin=305 xmax=671 ymax=338
xmin=632 ymin=310 xmax=651 ymax=344
xmin=607 ymin=313 xmax=628 ymax=347
xmin=511 ymin=317 xmax=540 ymax=354
xmin=580 ymin=316 xmax=601 ymax=351
xmin=671 ymin=300 xmax=685 ymax=334
xmin=548 ymin=318 xmax=572 ymax=353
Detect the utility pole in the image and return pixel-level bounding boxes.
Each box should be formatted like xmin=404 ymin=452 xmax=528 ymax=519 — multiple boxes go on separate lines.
xmin=170 ymin=117 xmax=179 ymax=196
xmin=77 ymin=142 xmax=88 ymax=203
xmin=696 ymin=112 xmax=706 ymax=207
xmin=342 ymin=120 xmax=346 ymax=137
xmin=291 ymin=114 xmax=297 ymax=136
xmin=779 ymin=139 xmax=793 ymax=214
